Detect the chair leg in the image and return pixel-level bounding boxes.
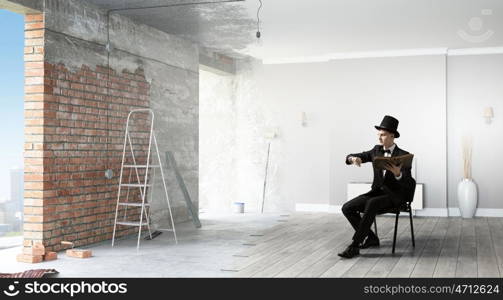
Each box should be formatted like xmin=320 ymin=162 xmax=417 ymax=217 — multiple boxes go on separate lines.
xmin=409 ymin=208 xmax=415 ymax=248
xmin=392 ymin=212 xmax=399 ymax=254
xmin=374 ymin=218 xmax=378 ymax=239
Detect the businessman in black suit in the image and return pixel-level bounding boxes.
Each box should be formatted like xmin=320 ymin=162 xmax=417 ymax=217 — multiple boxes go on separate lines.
xmin=338 ymin=115 xmax=416 ymax=258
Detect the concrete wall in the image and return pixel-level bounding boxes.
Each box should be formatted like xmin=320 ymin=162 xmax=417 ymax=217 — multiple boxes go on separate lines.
xmin=8 ymin=0 xmax=198 ymax=250
xmin=447 ymin=54 xmax=503 ymax=212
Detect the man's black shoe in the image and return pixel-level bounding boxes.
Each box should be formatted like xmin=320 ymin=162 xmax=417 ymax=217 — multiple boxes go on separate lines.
xmin=337 ymin=245 xmax=360 ymax=258
xmin=360 ymin=237 xmax=380 ymax=249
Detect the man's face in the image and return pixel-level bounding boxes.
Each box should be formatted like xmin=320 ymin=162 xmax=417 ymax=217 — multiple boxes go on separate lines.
xmin=377 ymin=130 xmax=394 ymax=147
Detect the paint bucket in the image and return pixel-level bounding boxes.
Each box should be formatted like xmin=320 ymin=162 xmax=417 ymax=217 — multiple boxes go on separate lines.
xmin=233 ymin=202 xmax=245 ymax=214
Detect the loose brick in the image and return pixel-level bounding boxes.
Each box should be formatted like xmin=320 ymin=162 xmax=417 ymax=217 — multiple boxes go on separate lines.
xmin=66 ymin=249 xmax=92 ymax=258
xmin=44 ymin=251 xmax=58 ymax=261
xmin=16 ymin=254 xmax=43 ymax=263
xmin=23 ymin=246 xmax=45 ymax=256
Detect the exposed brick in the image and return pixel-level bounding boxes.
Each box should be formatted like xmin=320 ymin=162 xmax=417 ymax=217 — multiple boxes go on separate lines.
xmin=23 ymin=59 xmax=151 ymax=252
xmin=16 ymin=254 xmax=43 ymax=263
xmin=66 ymin=249 xmax=92 ymax=258
xmin=25 ymin=38 xmax=44 ymax=46
xmin=25 ymin=14 xmax=43 ymax=22
xmin=25 ymin=77 xmax=44 ymax=85
xmin=44 ymin=251 xmax=58 ymax=261
xmin=23 ymin=223 xmax=44 ymax=231
xmin=25 ymin=22 xmax=44 ymax=30
xmin=25 ymin=61 xmax=44 ymax=69
xmin=23 ymin=245 xmax=45 ymax=256
xmin=25 ymin=85 xmax=45 ymax=94
xmin=25 ymin=30 xmax=44 ymax=39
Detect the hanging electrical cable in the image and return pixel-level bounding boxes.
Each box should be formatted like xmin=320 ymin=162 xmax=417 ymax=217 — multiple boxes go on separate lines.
xmin=256 ymin=0 xmax=263 ymax=38
xmin=104 ymin=10 xmax=113 ymax=180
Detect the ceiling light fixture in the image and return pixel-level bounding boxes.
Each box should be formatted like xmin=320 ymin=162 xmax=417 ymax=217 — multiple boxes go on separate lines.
xmin=256 ymin=0 xmax=262 ymax=38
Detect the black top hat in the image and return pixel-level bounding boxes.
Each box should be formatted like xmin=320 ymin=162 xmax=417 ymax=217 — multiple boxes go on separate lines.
xmin=374 ymin=115 xmax=400 ymax=138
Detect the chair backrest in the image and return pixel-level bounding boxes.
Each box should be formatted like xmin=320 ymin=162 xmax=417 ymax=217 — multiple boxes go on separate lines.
xmin=406 ymin=178 xmax=417 ymax=204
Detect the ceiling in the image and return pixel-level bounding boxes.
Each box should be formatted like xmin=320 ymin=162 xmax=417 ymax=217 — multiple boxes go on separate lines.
xmin=84 ymin=0 xmax=503 ymax=61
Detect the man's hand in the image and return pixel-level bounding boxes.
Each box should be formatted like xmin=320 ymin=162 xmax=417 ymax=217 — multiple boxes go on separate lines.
xmin=350 ymin=157 xmax=362 ymax=167
xmin=384 ymin=162 xmax=402 ymax=177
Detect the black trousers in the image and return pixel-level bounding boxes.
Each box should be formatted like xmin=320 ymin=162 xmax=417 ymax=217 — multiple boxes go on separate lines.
xmin=342 ymin=190 xmax=394 ymax=245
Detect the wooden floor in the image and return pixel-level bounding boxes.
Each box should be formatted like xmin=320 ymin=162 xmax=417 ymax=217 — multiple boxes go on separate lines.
xmin=224 ymin=213 xmax=503 ymax=278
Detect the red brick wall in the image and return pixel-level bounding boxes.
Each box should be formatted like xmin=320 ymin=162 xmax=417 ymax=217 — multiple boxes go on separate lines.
xmin=23 ymin=13 xmax=46 ymax=247
xmin=23 ymin=13 xmax=153 ymax=251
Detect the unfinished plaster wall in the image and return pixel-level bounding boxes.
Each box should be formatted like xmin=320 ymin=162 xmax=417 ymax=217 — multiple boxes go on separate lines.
xmin=20 ymin=0 xmax=198 ymax=250
xmin=199 ymin=69 xmax=237 ymax=212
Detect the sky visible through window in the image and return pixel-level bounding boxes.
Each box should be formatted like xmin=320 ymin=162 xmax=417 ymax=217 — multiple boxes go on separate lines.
xmin=0 ymin=10 xmax=24 ymax=204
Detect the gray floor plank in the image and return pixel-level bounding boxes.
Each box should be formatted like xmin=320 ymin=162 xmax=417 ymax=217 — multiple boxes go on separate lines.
xmin=455 ymin=218 xmax=478 ymax=277
xmin=273 ymin=214 xmax=360 ymax=277
xmin=255 ymin=216 xmax=350 ymax=277
xmin=340 ymin=215 xmax=416 ymax=278
xmin=387 ymin=217 xmax=440 ymax=277
xmin=475 ymin=218 xmax=500 ymax=277
xmin=222 ymin=213 xmax=503 ymax=278
xmin=488 ymin=217 xmax=503 ymax=278
xmin=365 ymin=216 xmax=428 ymax=277
xmin=433 ymin=217 xmax=462 ymax=277
xmin=299 ymin=216 xmax=396 ymax=278
xmin=410 ymin=217 xmax=450 ymax=277
xmin=234 ymin=215 xmax=335 ymax=276
xmin=234 ymin=213 xmax=320 ymax=257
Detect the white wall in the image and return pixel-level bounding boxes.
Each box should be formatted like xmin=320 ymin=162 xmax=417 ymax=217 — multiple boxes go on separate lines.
xmin=447 ymin=54 xmax=503 ymax=210
xmin=234 ymin=56 xmax=447 ymax=211
xmin=199 ymin=53 xmax=503 ymax=214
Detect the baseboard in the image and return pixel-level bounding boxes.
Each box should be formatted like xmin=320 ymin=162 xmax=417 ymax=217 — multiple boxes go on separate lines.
xmin=447 ymin=207 xmax=503 ymax=217
xmin=295 ymin=203 xmax=503 ymax=217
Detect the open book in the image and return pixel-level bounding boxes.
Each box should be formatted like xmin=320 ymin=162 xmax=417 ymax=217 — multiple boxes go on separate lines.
xmin=372 ymin=153 xmax=414 ymax=170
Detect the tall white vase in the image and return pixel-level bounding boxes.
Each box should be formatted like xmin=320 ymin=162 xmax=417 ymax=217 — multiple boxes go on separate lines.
xmin=457 ymin=178 xmax=477 ymax=218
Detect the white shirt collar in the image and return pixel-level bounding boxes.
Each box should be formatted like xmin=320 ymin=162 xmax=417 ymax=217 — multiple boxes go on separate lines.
xmin=383 ymin=143 xmax=396 ymax=153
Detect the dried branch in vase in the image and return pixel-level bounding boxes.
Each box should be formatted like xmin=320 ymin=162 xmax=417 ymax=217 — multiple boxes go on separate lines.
xmin=462 ymin=136 xmax=473 ymax=179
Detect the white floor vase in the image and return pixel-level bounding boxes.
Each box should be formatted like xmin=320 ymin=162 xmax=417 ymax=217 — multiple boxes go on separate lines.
xmin=457 ymin=178 xmax=477 ymax=218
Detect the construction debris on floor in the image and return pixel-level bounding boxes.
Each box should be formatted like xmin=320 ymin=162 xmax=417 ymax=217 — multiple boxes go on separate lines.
xmin=16 ymin=241 xmax=58 ymax=264
xmin=62 ymin=241 xmax=92 ymax=259
xmin=0 ymin=269 xmax=58 ymax=278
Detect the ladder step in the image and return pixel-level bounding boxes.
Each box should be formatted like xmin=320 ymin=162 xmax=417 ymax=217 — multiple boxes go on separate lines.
xmin=120 ymin=183 xmax=152 ymax=187
xmin=116 ymin=221 xmax=148 ymax=227
xmin=123 ymin=165 xmax=160 ymax=168
xmin=118 ymin=202 xmax=150 ymax=207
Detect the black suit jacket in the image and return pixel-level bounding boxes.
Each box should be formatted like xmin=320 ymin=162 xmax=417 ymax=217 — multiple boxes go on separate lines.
xmin=345 ymin=144 xmax=416 ymax=207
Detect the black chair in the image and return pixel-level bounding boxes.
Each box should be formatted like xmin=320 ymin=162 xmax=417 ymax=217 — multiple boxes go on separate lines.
xmin=373 ymin=183 xmax=416 ymax=254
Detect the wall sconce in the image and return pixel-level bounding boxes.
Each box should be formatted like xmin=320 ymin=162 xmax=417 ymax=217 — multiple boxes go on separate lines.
xmin=483 ymin=107 xmax=494 ymax=124
xmin=301 ymin=112 xmax=307 ymax=127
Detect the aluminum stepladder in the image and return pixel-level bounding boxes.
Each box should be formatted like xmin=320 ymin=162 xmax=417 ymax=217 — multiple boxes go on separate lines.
xmin=112 ymin=109 xmax=177 ymax=250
